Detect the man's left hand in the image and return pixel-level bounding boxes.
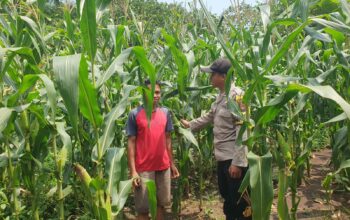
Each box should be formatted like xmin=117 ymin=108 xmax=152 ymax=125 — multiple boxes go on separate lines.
xmin=171 ymin=164 xmax=180 ymax=178
xmin=229 ymin=165 xmax=242 ymax=179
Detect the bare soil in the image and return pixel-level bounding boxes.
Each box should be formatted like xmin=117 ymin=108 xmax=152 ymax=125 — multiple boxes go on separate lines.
xmin=123 ymin=148 xmax=350 ymax=220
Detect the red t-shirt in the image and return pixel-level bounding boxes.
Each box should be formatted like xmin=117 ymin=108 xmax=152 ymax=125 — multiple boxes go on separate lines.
xmin=126 ymin=106 xmax=174 ymax=172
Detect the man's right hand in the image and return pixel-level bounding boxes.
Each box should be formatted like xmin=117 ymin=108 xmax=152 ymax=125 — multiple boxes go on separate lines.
xmin=132 ymin=173 xmax=141 ymax=188
xmin=180 ymin=119 xmax=190 ymax=128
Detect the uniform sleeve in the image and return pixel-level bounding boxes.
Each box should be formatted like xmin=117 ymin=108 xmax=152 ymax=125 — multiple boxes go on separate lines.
xmin=189 ymin=106 xmax=214 ymax=132
xmin=126 ymin=111 xmax=137 ymax=136
xmin=165 ymin=109 xmax=174 ymax=132
xmin=230 ymin=146 xmax=248 ymax=167
xmin=231 ymin=125 xmax=248 ymax=167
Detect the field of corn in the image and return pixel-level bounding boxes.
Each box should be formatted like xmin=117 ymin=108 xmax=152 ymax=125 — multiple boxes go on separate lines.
xmin=1 ymin=0 xmax=350 ymax=219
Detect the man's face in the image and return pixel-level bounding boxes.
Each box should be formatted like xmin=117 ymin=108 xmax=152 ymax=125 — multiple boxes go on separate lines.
xmin=147 ymin=84 xmax=161 ymax=105
xmin=210 ymin=72 xmax=225 ymax=88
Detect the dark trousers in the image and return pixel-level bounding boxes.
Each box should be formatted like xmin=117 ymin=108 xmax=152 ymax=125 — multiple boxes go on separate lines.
xmin=217 ymin=159 xmax=249 ymax=220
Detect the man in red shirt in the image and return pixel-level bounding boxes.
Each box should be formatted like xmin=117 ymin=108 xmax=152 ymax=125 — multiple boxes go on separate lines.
xmin=126 ymin=79 xmax=179 ymax=220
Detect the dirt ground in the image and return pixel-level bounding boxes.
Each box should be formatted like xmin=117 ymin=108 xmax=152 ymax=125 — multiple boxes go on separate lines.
xmin=123 ymin=148 xmax=350 ymax=220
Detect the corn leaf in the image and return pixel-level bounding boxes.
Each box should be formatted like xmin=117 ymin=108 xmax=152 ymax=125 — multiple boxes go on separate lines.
xmin=144 ymin=179 xmax=157 ymax=220
xmin=265 ymin=21 xmax=308 ymax=74
xmin=178 ymin=127 xmax=198 ymax=147
xmin=78 ymin=55 xmax=103 ymax=128
xmin=92 ymin=97 xmax=129 ymax=161
xmin=277 ymin=170 xmax=290 ymax=220
xmin=111 ymin=179 xmax=133 ymax=215
xmin=38 ymin=74 xmax=57 ymax=115
xmin=287 ymin=84 xmax=350 ymax=119
xmin=56 ymin=122 xmax=72 ymax=170
xmin=323 ymin=112 xmax=347 ymax=124
xmin=53 ymin=54 xmax=80 ymax=135
xmin=198 ymin=0 xmax=246 ymax=81
xmin=0 ymin=108 xmax=13 ymax=133
xmin=162 ymin=31 xmax=189 ymax=99
xmin=248 ymin=151 xmax=273 ymax=220
xmin=105 ymin=148 xmax=125 ymax=195
xmin=97 ymin=48 xmax=132 ymax=87
xmin=133 ymin=46 xmax=156 ymax=122
xmin=80 ymin=0 xmax=97 ymax=61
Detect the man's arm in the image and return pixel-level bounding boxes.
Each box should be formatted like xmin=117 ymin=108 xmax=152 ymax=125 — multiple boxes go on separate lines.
xmin=181 ymin=108 xmax=214 ymax=131
xmin=166 ymin=133 xmax=179 ymax=178
xmin=127 ymin=136 xmax=140 ymax=187
xmin=229 ymin=127 xmax=248 ymax=179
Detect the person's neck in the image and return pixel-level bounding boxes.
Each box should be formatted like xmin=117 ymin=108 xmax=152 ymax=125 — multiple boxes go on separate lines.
xmin=152 ymin=104 xmax=158 ymax=111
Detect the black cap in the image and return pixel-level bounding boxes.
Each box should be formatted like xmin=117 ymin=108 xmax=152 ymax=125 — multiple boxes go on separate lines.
xmin=200 ymin=58 xmax=232 ymax=75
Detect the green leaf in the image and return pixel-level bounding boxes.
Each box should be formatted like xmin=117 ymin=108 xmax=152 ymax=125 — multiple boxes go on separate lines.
xmin=256 ymin=91 xmax=298 ymax=125
xmin=224 ymin=68 xmax=234 ymax=98
xmin=133 ymin=46 xmax=156 ymax=122
xmin=323 ymin=112 xmax=347 ymax=124
xmin=198 ymin=0 xmax=246 ymax=81
xmin=19 ymin=16 xmax=46 ymax=51
xmin=227 ymin=98 xmax=244 ymax=121
xmin=79 ymin=55 xmax=103 ymax=128
xmin=162 ymin=31 xmax=189 ymax=98
xmin=248 ymin=151 xmax=273 ymax=220
xmin=0 ymin=47 xmax=35 ymax=63
xmin=94 ymin=97 xmax=128 ymax=160
xmin=291 ymin=0 xmax=309 ymax=21
xmin=305 ymin=26 xmax=331 ymax=42
xmin=0 ymin=108 xmax=14 ymax=133
xmin=315 ymin=66 xmax=337 ymax=83
xmin=333 ymin=40 xmax=349 ymax=67
xmin=98 ymin=207 xmax=108 ymax=220
xmin=133 ymin=47 xmax=156 ymax=83
xmin=107 ymin=25 xmax=125 ymax=56
xmin=80 ymin=0 xmax=97 ymax=61
xmin=0 ymin=153 xmax=8 ymax=168
xmin=64 ymin=6 xmax=75 ymax=42
xmin=311 ymin=18 xmax=350 ymax=34
xmin=324 ymin=28 xmax=345 ymax=47
xmin=38 ymin=74 xmax=57 ymax=115
xmin=105 ymin=148 xmax=125 ymax=195
xmin=56 ymin=122 xmax=72 ymax=170
xmin=7 ymin=74 xmax=39 ymax=106
xmin=238 ymin=169 xmax=250 ymax=193
xmin=96 ymin=48 xmax=132 ymax=87
xmin=144 ymin=179 xmax=157 ymax=220
xmin=292 ymin=94 xmax=308 ymax=117
xmin=335 ymin=159 xmax=350 ymax=174
xmin=111 ymin=179 xmax=133 ymax=215
xmin=261 ymin=19 xmax=297 ymax=59
xmin=265 ymin=21 xmax=308 ymax=74
xmin=340 ymin=0 xmax=350 ymax=23
xmin=277 ymin=169 xmax=290 ymax=220
xmin=277 ymin=131 xmax=292 ymax=162
xmin=178 ymin=127 xmax=198 ymax=147
xmin=53 ymin=54 xmax=80 ymax=135
xmin=265 ymin=75 xmax=300 ymax=85
xmin=162 ymin=86 xmax=212 ymax=99
xmin=96 ymin=0 xmax=112 ymax=11
xmin=62 ymin=186 xmax=73 ymax=199
xmin=259 ymin=5 xmax=271 ymax=32
xmin=287 ymin=84 xmax=350 ymax=119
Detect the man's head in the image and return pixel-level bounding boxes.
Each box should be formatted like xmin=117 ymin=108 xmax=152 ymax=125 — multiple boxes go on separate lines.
xmin=144 ymin=79 xmax=161 ymax=106
xmin=200 ymin=58 xmax=232 ymax=89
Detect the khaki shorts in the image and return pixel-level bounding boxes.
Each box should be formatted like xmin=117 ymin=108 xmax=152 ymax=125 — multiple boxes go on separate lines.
xmin=134 ymin=168 xmax=171 ymax=214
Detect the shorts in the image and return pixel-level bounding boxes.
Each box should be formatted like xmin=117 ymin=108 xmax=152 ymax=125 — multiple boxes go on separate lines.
xmin=134 ymin=168 xmax=171 ymax=214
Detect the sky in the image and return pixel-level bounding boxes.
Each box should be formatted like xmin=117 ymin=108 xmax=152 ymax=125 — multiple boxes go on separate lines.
xmin=158 ymin=0 xmax=261 ymax=15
